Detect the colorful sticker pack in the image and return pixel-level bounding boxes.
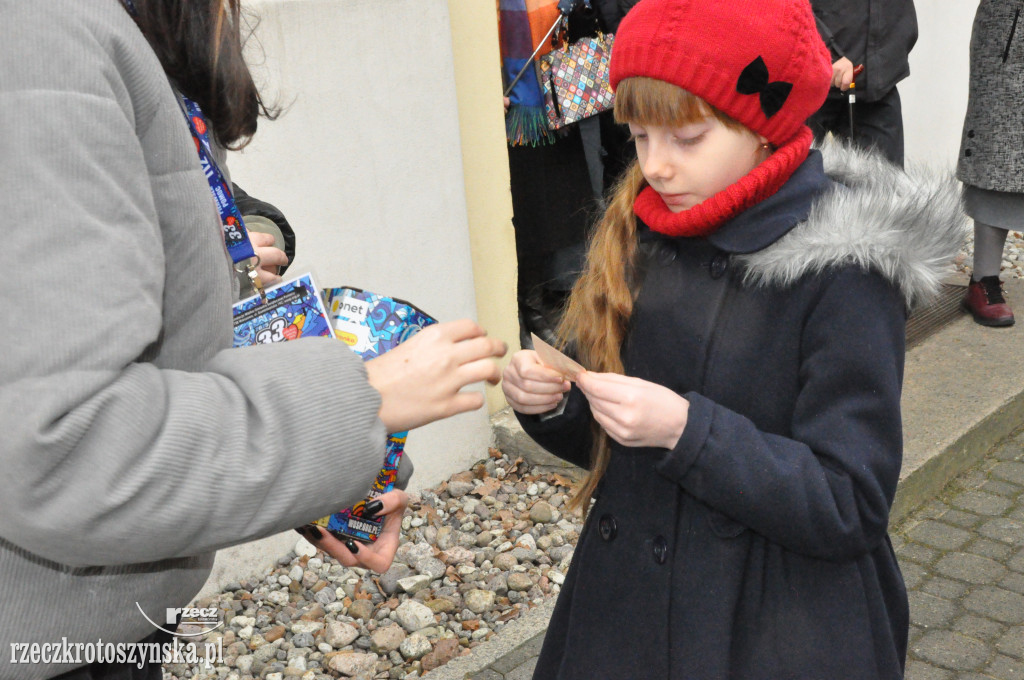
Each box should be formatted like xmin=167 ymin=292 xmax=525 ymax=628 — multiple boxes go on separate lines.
xmin=232 ymin=279 xmax=435 ymax=543
xmin=311 ymin=288 xmax=437 ymax=542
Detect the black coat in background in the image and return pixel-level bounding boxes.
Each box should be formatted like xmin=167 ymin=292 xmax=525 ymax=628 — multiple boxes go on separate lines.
xmin=517 ymin=144 xmax=966 ymax=680
xmin=811 ymin=0 xmax=918 ymax=102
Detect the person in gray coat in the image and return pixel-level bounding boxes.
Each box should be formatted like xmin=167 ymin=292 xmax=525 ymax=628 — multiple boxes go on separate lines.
xmin=808 ymin=0 xmax=918 ymax=166
xmin=0 ymin=1 xmax=506 ymax=678
xmin=958 ymin=0 xmax=1024 ymax=327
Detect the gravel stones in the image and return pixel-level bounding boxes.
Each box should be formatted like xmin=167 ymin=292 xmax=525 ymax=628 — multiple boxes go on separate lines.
xmin=399 ymin=633 xmax=432 ymax=660
xmin=346 ymin=600 xmax=374 ymax=622
xmin=448 ymin=480 xmax=475 ymax=498
xmin=493 ymin=552 xmax=518 ymax=571
xmin=326 ymin=651 xmax=377 ymax=676
xmin=507 ymin=573 xmax=533 ymax=592
xmin=395 ymin=600 xmax=435 ymax=632
xmin=396 ymin=574 xmax=432 ymax=595
xmin=442 ymin=546 xmax=475 ymax=565
xmin=421 ymin=638 xmax=461 ymax=673
xmin=379 ymin=564 xmax=413 ymax=596
xmin=291 ymin=621 xmax=323 ymax=635
xmin=465 ymin=589 xmax=496 ymax=614
xmin=325 ymin=621 xmax=359 ymax=649
xmin=529 ymin=501 xmax=554 ymax=524
xmin=413 ymin=557 xmax=445 ymax=580
xmin=164 ymin=449 xmax=584 ymax=680
xmin=370 ymin=625 xmax=406 ymax=653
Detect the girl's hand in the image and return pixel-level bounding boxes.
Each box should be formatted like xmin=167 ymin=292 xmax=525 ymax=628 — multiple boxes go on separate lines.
xmin=296 ymin=489 xmax=408 ymax=573
xmin=577 ymin=372 xmax=689 ymax=449
xmin=502 ymin=350 xmax=571 ymax=414
xmin=249 ymin=231 xmax=289 ymax=286
xmin=365 ymin=320 xmax=507 ymax=433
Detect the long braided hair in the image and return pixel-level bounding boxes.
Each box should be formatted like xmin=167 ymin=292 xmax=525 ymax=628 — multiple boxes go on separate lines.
xmin=560 ymin=77 xmax=752 ymax=512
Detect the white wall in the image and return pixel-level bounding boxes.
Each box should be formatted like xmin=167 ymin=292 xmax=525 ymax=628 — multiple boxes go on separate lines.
xmin=902 ymin=1 xmax=978 ymax=168
xmin=229 ymin=0 xmax=493 ymax=492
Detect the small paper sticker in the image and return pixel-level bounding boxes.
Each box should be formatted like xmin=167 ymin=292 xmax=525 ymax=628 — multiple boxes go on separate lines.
xmin=531 ymin=333 xmax=585 ymax=382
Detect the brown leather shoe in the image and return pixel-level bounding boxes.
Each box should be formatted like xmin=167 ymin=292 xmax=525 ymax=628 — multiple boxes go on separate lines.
xmin=964 ymin=276 xmax=1015 ymax=327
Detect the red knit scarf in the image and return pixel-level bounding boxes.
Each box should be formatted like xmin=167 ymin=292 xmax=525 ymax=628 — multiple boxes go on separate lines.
xmin=633 ymin=126 xmax=813 ymax=238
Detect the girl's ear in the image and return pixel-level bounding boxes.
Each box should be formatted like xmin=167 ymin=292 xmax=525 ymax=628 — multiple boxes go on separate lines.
xmin=757 ymin=134 xmax=770 ymax=146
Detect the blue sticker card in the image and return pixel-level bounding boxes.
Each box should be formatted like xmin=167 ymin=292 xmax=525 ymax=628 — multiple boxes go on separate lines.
xmin=232 ymin=273 xmax=332 ymax=348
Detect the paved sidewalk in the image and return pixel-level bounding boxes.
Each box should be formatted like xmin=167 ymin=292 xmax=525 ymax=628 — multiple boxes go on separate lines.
xmin=898 ymin=428 xmax=1024 ymax=679
xmin=463 ymin=428 xmax=1024 ymax=680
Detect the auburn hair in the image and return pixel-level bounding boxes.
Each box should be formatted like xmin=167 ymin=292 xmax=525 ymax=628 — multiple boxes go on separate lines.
xmin=128 ymin=0 xmax=277 ymax=149
xmin=560 ymin=77 xmax=747 ymax=513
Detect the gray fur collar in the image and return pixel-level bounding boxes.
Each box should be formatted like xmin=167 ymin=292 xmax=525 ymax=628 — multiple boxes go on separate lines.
xmin=736 ymin=140 xmax=969 ymax=310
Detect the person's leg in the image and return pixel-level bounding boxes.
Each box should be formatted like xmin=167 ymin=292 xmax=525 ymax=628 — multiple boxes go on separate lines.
xmin=964 ymin=221 xmax=1014 ymax=326
xmin=973 ymin=221 xmax=1009 ymax=279
xmin=849 ymin=87 xmax=904 ymax=167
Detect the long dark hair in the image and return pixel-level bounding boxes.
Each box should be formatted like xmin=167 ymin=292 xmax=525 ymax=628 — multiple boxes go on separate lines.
xmin=128 ymin=0 xmax=277 ymax=149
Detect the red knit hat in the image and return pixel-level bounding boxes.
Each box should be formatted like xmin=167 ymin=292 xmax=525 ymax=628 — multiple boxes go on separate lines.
xmin=609 ymin=0 xmax=831 ymax=147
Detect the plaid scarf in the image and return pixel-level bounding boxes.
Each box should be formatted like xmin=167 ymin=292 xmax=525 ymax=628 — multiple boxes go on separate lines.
xmin=499 ymin=0 xmax=561 ymax=146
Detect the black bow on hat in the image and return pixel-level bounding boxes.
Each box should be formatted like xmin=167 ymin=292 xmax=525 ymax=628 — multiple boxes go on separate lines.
xmin=736 ymin=56 xmax=792 ymax=118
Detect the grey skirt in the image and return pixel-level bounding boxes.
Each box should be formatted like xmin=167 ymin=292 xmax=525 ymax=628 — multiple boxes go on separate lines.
xmin=964 ymin=184 xmax=1024 ymax=230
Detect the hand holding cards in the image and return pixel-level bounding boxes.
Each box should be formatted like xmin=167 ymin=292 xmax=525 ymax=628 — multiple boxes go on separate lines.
xmin=531 ymin=333 xmax=585 ymax=381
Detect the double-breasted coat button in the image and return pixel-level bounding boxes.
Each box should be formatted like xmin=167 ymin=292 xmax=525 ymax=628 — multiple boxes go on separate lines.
xmin=709 ymin=253 xmax=729 ymax=279
xmin=652 ymin=535 xmax=668 ymax=564
xmin=598 ymin=514 xmax=617 ymax=541
xmin=967 ymin=130 xmax=975 ymax=138
xmin=965 ymin=149 xmax=973 ymax=157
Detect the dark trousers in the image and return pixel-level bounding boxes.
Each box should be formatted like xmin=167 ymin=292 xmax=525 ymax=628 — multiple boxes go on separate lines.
xmin=49 ymin=629 xmax=172 ymax=680
xmin=808 ymin=86 xmax=904 ymax=167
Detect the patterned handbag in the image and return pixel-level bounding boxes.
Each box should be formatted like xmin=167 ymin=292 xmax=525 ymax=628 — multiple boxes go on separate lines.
xmin=539 ymin=32 xmax=615 ymax=130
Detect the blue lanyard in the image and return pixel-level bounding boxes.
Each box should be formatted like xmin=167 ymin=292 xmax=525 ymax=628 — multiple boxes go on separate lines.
xmin=178 ymin=96 xmax=257 ymax=266
xmin=178 ymin=96 xmax=265 ymax=301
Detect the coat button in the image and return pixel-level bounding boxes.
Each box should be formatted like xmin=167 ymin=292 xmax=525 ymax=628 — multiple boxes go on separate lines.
xmin=967 ymin=130 xmax=975 ymax=138
xmin=965 ymin=149 xmax=973 ymax=157
xmin=652 ymin=535 xmax=668 ymax=564
xmin=598 ymin=514 xmax=617 ymax=541
xmin=709 ymin=253 xmax=729 ymax=279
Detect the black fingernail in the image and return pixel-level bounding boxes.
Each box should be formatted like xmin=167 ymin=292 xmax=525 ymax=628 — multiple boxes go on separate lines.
xmin=295 ymin=526 xmax=310 ymax=538
xmin=363 ymin=500 xmax=383 ymax=516
xmin=345 ymin=539 xmax=359 ymax=554
xmin=306 ymin=525 xmax=323 ymax=540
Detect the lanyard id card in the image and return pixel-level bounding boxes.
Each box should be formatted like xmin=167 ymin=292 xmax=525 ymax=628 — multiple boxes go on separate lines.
xmin=231 ymin=273 xmax=333 ymax=347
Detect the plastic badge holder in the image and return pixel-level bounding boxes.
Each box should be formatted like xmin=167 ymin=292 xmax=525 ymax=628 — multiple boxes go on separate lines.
xmin=310 ymin=287 xmax=437 ymax=543
xmin=231 ymin=273 xmax=333 ymax=347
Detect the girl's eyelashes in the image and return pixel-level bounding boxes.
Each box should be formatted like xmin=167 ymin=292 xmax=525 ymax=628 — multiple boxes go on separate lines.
xmin=674 ymin=131 xmax=707 ymax=147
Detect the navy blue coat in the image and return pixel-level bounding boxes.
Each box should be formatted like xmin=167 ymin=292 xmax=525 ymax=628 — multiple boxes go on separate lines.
xmin=518 ymin=147 xmax=965 ymax=679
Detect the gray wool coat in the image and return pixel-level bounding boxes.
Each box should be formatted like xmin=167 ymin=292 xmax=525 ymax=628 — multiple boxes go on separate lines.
xmin=1 ymin=3 xmax=394 ymax=677
xmin=958 ymin=0 xmax=1024 ymax=192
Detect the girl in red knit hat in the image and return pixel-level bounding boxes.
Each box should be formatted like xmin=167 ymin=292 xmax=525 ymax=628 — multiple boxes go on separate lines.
xmin=501 ymin=0 xmax=965 ymax=677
